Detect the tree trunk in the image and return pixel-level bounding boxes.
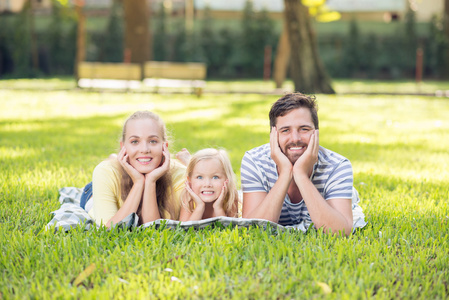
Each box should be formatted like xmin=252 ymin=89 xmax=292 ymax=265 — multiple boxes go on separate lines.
xmin=273 ymin=21 xmax=291 ymax=89
xmin=123 ymin=0 xmax=151 ymax=69
xmin=283 ymin=0 xmax=335 ymax=94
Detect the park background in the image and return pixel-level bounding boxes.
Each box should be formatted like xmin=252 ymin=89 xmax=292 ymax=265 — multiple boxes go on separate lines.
xmin=1 ymin=0 xmax=448 ymax=299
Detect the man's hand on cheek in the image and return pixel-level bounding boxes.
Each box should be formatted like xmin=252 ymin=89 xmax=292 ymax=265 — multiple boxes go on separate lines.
xmin=293 ymin=129 xmax=319 ymax=177
xmin=270 ymin=127 xmax=293 ymax=175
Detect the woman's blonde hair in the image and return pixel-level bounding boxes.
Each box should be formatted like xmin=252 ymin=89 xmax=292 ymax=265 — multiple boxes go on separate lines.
xmin=182 ymin=148 xmax=238 ymax=217
xmin=115 ymin=111 xmax=178 ymax=221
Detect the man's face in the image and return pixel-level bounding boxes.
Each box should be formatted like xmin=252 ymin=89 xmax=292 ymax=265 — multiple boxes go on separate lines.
xmin=275 ymin=108 xmax=315 ymax=163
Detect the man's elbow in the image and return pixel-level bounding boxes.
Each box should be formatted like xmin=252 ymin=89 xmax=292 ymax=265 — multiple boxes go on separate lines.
xmin=321 ymin=222 xmax=352 ymax=236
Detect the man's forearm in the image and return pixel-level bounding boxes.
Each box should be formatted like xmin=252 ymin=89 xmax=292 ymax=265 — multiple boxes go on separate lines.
xmin=243 ymin=173 xmax=291 ymax=222
xmin=294 ymin=174 xmax=352 ymax=235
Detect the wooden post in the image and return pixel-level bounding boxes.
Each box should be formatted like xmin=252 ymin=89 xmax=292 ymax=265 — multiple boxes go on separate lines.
xmin=263 ymin=45 xmax=272 ymax=81
xmin=124 ymin=48 xmax=132 ymax=64
xmin=415 ymin=47 xmax=423 ymax=83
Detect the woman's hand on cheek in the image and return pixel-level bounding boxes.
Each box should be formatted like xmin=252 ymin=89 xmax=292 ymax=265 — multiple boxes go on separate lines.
xmin=118 ymin=146 xmax=145 ymax=184
xmin=145 ymin=143 xmax=170 ymax=184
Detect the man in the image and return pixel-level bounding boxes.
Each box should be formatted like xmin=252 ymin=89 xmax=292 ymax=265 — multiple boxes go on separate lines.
xmin=241 ymin=93 xmax=360 ymax=235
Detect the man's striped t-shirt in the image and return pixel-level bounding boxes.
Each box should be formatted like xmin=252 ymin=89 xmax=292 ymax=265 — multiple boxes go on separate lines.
xmin=241 ymin=143 xmax=354 ymax=226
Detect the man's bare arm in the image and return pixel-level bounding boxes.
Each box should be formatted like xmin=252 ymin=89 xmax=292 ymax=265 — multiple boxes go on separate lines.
xmin=242 ymin=173 xmax=290 ymax=222
xmin=293 ymin=131 xmax=352 ymax=235
xmin=295 ymin=174 xmax=353 ymax=234
xmin=242 ymin=127 xmax=292 ymax=222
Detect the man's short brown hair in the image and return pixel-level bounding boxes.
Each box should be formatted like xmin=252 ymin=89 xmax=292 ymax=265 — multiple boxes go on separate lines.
xmin=269 ymin=93 xmax=319 ymax=129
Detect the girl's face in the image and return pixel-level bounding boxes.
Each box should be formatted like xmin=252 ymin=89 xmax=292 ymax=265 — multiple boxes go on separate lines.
xmin=121 ymin=118 xmax=165 ymax=174
xmin=189 ymin=158 xmax=227 ymax=203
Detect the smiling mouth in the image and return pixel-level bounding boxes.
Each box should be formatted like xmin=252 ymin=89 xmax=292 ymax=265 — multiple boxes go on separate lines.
xmin=137 ymin=158 xmax=152 ymax=163
xmin=201 ymin=191 xmax=214 ymax=195
xmin=289 ymin=146 xmax=304 ymax=151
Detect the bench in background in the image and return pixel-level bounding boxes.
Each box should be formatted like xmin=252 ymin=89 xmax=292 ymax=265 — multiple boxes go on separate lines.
xmin=77 ymin=62 xmax=142 ymax=90
xmin=77 ymin=61 xmax=207 ymax=96
xmin=143 ymin=61 xmax=207 ymax=96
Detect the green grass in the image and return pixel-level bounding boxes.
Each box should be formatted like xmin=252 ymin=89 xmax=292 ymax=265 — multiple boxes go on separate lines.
xmin=1 ymin=80 xmax=448 ymax=299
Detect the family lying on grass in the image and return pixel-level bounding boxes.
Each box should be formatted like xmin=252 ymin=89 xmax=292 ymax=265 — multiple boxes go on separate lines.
xmin=61 ymin=93 xmax=364 ymax=235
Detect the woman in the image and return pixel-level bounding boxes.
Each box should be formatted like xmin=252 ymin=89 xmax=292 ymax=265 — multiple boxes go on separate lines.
xmin=81 ymin=111 xmax=185 ymax=228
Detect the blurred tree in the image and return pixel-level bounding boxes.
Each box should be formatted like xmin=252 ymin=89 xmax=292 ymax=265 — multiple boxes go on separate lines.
xmin=100 ymin=0 xmax=123 ymax=62
xmin=74 ymin=0 xmax=85 ymax=79
xmin=28 ymin=0 xmax=39 ymax=73
xmin=239 ymin=0 xmax=276 ymax=77
xmin=46 ymin=0 xmax=76 ymax=74
xmin=123 ymin=0 xmax=151 ymax=66
xmin=279 ymin=0 xmax=335 ymax=94
xmin=444 ymin=0 xmax=449 ymax=78
xmin=153 ymin=1 xmax=168 ymax=61
xmin=12 ymin=1 xmax=32 ymax=76
xmin=341 ymin=19 xmax=361 ymax=77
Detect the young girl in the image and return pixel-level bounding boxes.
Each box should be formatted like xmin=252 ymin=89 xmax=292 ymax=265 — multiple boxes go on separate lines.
xmin=83 ymin=111 xmax=185 ymax=228
xmin=179 ymin=148 xmax=239 ymax=221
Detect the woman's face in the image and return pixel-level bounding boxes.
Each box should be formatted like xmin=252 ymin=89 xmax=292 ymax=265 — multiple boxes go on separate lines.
xmin=121 ymin=118 xmax=165 ymax=174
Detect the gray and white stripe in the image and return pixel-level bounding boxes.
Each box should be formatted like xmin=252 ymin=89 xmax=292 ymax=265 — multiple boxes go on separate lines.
xmin=241 ymin=143 xmax=355 ymax=226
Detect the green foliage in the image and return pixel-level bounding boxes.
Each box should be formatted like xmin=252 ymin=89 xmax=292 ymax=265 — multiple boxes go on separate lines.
xmin=172 ymin=20 xmax=189 ymax=62
xmin=323 ymin=9 xmax=447 ymax=79
xmin=98 ymin=0 xmax=123 ymax=63
xmin=426 ymin=15 xmax=449 ymax=78
xmin=237 ymin=1 xmax=276 ymax=77
xmin=0 ymin=81 xmax=449 ymax=298
xmin=153 ymin=2 xmax=169 ymax=61
xmin=1 ymin=3 xmax=448 ymax=80
xmin=11 ymin=5 xmax=32 ymax=77
xmin=0 ymin=16 xmax=15 ymax=76
xmin=45 ymin=0 xmax=76 ymax=74
xmin=339 ymin=19 xmax=361 ymax=77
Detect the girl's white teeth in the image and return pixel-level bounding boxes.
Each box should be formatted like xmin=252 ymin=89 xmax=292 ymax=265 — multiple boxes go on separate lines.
xmin=202 ymin=191 xmax=213 ymax=195
xmin=138 ymin=158 xmax=152 ymax=162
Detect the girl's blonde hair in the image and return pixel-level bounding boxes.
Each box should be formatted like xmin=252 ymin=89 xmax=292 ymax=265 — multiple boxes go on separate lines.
xmin=182 ymin=148 xmax=238 ymax=217
xmin=115 ymin=111 xmax=178 ymax=221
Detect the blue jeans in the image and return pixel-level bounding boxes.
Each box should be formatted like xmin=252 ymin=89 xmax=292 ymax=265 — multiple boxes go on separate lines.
xmin=80 ymin=182 xmax=93 ymax=209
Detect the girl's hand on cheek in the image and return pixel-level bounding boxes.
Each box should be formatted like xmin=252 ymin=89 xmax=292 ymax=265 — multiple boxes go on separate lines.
xmin=185 ymin=180 xmax=205 ymax=208
xmin=213 ymin=180 xmax=228 ymax=211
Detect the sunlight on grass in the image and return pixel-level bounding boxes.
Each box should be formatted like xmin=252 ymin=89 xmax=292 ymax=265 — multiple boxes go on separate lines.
xmin=0 ymin=147 xmax=39 ymax=159
xmin=222 ymin=117 xmax=267 ymax=132
xmin=165 ymin=108 xmax=231 ymax=123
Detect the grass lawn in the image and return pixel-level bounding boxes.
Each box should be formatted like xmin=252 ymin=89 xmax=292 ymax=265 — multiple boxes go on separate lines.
xmin=0 ymin=81 xmax=448 ymax=298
